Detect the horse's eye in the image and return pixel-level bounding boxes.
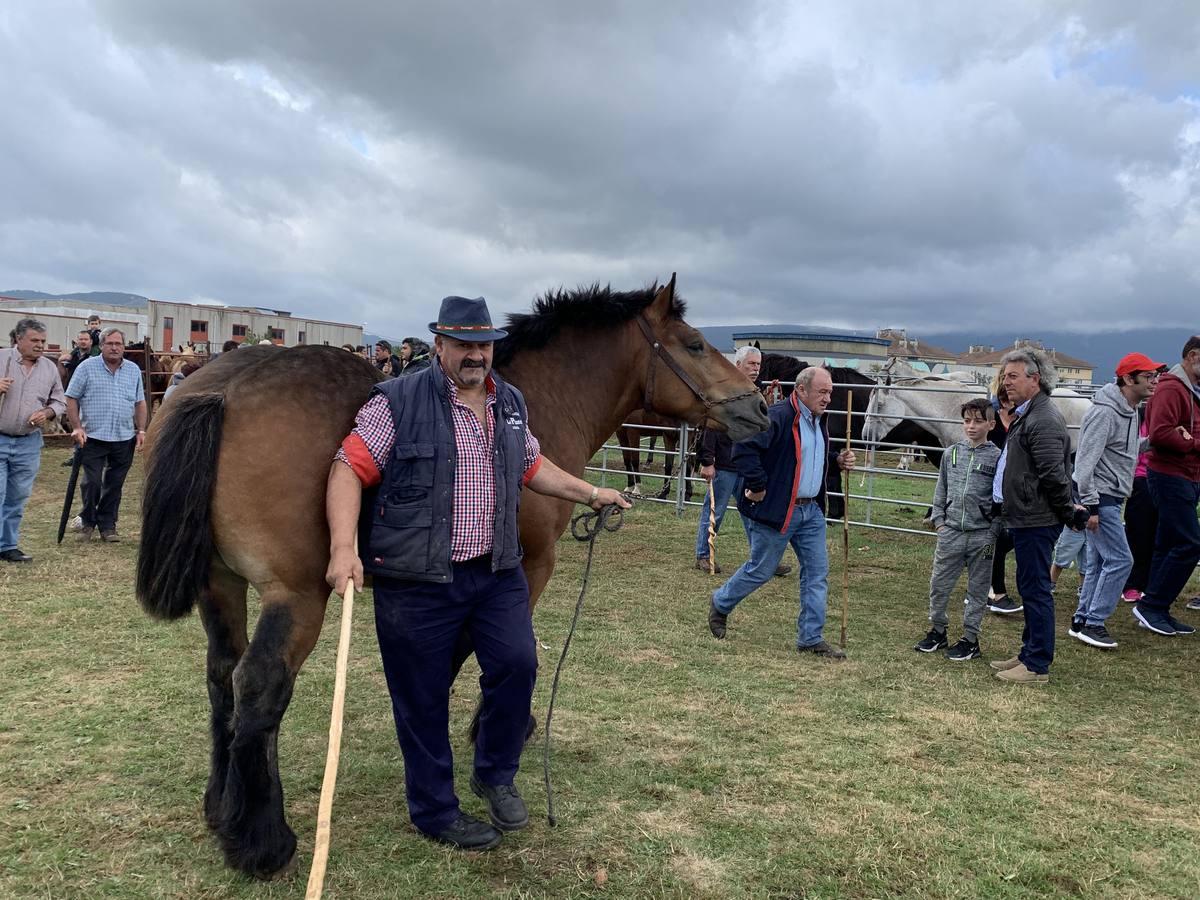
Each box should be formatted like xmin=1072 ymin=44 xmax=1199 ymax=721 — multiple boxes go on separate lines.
xmin=687 ymin=342 xmax=704 ymax=354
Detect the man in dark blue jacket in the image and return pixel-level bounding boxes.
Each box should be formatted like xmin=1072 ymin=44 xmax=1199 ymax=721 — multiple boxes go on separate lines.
xmin=326 ymin=296 xmax=628 ymax=851
xmin=708 ymin=366 xmax=855 ymax=657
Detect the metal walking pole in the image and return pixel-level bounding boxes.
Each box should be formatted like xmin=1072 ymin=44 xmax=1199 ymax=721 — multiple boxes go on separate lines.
xmin=305 ymin=579 xmax=356 ymax=900
xmin=674 ymin=422 xmax=688 ymax=517
xmin=841 ymin=391 xmax=852 ymax=650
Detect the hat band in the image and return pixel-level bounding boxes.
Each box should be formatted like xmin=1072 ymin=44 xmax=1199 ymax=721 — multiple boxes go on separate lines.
xmin=436 ymin=323 xmax=495 ymax=331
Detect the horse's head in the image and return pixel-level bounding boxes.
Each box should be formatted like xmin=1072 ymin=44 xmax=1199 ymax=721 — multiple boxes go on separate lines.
xmin=635 ymin=275 xmax=768 ymax=443
xmin=862 ymin=384 xmax=904 ymax=446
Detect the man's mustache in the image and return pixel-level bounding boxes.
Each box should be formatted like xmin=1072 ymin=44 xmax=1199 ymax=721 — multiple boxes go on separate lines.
xmin=461 ymin=360 xmax=486 ymax=369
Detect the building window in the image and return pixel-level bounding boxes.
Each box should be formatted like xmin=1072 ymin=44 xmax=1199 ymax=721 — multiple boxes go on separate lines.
xmin=163 ymin=316 xmax=174 ymax=330
xmin=232 ymin=324 xmax=247 ymax=341
xmin=189 ymin=320 xmax=208 ymax=342
xmin=298 ymin=331 xmax=307 ymax=344
xmin=268 ymin=327 xmax=285 ymax=343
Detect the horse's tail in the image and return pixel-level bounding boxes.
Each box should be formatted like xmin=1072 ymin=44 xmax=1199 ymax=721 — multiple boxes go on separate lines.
xmin=136 ymin=392 xmax=225 ymax=620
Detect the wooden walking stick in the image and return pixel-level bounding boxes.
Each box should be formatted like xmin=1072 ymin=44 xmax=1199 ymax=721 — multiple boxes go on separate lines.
xmin=841 ymin=391 xmax=853 ymax=649
xmin=305 ymin=579 xmax=356 ymax=900
xmin=706 ymin=478 xmax=717 ymax=575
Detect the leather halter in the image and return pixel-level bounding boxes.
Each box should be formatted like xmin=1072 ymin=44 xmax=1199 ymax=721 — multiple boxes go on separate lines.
xmin=634 ymin=314 xmax=760 ymax=419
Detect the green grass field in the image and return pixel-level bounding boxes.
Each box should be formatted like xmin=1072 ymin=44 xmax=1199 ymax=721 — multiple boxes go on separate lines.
xmin=2 ymin=445 xmax=1199 ymax=898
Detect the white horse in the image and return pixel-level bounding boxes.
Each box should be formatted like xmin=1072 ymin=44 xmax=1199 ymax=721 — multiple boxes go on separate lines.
xmin=862 ymin=376 xmax=1089 ymax=456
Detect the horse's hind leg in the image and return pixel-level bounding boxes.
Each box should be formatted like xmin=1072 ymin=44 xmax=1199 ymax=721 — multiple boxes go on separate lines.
xmin=198 ymin=559 xmax=249 ymax=834
xmin=213 ymin=585 xmax=326 ymax=879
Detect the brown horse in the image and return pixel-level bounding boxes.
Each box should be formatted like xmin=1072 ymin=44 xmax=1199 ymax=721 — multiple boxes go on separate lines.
xmin=136 ymin=279 xmax=767 ymax=878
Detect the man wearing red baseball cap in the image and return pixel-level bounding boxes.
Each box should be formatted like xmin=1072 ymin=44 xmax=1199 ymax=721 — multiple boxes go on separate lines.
xmin=1133 ymin=337 xmax=1200 ymax=636
xmin=1068 ymin=351 xmax=1164 ymax=649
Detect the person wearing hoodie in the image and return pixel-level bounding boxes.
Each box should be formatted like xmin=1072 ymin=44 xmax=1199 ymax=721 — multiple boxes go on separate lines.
xmin=1068 ymin=353 xmax=1164 ymax=649
xmin=1133 ymin=336 xmax=1200 ymax=637
xmin=399 ymin=337 xmax=432 ymax=376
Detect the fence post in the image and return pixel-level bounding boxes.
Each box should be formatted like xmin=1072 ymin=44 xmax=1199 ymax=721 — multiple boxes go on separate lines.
xmin=674 ymin=422 xmax=688 ymax=517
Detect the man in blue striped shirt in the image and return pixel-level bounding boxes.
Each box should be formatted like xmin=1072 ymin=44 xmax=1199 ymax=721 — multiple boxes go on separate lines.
xmin=65 ymin=327 xmax=147 ymax=543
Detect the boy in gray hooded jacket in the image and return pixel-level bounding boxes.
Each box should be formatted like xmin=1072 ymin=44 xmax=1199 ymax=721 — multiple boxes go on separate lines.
xmin=915 ymin=399 xmax=1002 ymax=661
xmin=1069 ymin=352 xmax=1164 ymax=648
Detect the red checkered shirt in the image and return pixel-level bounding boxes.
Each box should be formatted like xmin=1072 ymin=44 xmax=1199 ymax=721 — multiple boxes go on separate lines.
xmin=336 ymin=374 xmax=542 ymax=561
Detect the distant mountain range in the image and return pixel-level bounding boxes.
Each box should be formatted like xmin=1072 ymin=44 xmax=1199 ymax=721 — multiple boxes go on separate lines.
xmin=1 ymin=289 xmax=150 ymax=308
xmin=697 ymin=324 xmax=1191 ymax=383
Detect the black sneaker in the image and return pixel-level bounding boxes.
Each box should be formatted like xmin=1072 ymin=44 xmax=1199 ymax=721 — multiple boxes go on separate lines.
xmin=1185 ymin=597 xmax=1200 ymax=612
xmin=988 ymin=596 xmax=1023 ymax=615
xmin=1076 ymin=623 xmax=1117 ymax=649
xmin=1068 ymin=617 xmax=1085 ymax=638
xmin=0 ymin=548 xmax=32 ymax=563
xmin=470 ymin=774 xmax=529 ymax=832
xmin=707 ymin=602 xmax=727 ymax=639
xmin=1133 ymin=602 xmax=1176 ymax=636
xmin=945 ymin=638 xmax=981 ymax=661
xmin=914 ymin=629 xmax=948 ymax=653
xmin=427 ymin=812 xmax=502 ymax=851
xmin=1165 ymin=614 xmax=1195 ymax=636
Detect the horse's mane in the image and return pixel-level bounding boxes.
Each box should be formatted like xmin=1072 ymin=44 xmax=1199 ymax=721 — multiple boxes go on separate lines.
xmin=493 ymin=283 xmax=684 ymax=367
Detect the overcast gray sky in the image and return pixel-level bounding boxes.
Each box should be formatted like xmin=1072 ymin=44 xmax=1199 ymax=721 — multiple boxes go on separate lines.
xmin=2 ymin=1 xmax=1197 ymax=339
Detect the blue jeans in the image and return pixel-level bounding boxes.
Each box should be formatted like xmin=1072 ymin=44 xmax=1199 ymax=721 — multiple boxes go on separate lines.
xmin=1053 ymin=527 xmax=1087 ymax=571
xmin=1142 ymin=470 xmax=1200 ymax=611
xmin=712 ymin=502 xmax=829 ymax=647
xmin=694 ymin=468 xmax=750 ymax=558
xmin=1011 ymin=524 xmax=1062 ymax=675
xmin=0 ymin=431 xmax=43 ymax=552
xmin=1073 ymin=506 xmax=1134 ymax=626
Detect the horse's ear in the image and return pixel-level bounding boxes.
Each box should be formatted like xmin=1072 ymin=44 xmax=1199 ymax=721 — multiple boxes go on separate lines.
xmin=648 ymin=272 xmax=678 ymax=321
xmin=753 ymin=340 xmax=760 ymax=350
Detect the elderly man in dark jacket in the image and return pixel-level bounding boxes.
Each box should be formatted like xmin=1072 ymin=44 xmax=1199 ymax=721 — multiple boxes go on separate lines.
xmin=989 ymin=347 xmax=1085 ymax=684
xmin=707 ymin=366 xmax=855 ymax=658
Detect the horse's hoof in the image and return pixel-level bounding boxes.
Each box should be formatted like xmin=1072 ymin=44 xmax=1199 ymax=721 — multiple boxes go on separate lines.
xmin=260 ymin=853 xmax=297 ymax=882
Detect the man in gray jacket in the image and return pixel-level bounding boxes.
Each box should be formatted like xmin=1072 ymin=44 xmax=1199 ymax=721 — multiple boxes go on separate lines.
xmin=1069 ymin=353 xmax=1164 ymax=649
xmin=989 ymin=347 xmax=1085 ymax=684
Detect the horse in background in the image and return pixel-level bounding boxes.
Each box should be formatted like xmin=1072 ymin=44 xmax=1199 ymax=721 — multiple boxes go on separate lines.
xmin=862 ymin=373 xmax=1089 ymax=460
xmin=755 ymin=351 xmax=877 ymax=520
xmin=136 ymin=279 xmax=769 ymax=878
xmin=616 ymin=410 xmax=699 ymax=500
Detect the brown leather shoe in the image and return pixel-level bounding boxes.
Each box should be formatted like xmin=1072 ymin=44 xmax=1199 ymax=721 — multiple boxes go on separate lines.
xmin=773 ymin=563 xmax=792 ymax=577
xmin=77 ymin=526 xmax=94 ymax=543
xmin=707 ymin=602 xmax=727 ymax=639
xmin=101 ymin=530 xmax=121 ymax=543
xmin=797 ymin=640 xmax=846 ymax=659
xmin=695 ymin=556 xmax=721 ymax=574
xmin=989 ymin=655 xmax=1021 ymax=671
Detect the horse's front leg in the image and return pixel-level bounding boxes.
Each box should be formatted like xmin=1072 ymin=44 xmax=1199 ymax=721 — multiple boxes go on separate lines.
xmin=213 ymin=584 xmax=326 ymax=879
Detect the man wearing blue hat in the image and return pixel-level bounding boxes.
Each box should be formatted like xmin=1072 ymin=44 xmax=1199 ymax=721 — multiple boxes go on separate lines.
xmin=326 ymin=295 xmax=629 ymax=851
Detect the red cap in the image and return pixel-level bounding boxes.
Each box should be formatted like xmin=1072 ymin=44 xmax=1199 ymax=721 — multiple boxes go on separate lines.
xmin=1115 ymin=352 xmax=1167 ymax=376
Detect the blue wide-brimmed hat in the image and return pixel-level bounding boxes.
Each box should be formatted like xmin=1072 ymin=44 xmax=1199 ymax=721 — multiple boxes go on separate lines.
xmin=428 ymin=295 xmax=508 ymax=342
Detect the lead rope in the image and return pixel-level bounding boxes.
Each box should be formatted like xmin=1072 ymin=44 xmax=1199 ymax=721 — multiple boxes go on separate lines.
xmin=542 ymin=499 xmax=628 ymax=826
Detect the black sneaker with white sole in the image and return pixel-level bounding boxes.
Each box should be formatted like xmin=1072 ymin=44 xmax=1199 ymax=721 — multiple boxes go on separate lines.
xmin=945 ymin=638 xmax=981 ymax=661
xmin=914 ymin=629 xmax=948 ymax=653
xmin=1185 ymin=597 xmax=1200 ymax=612
xmin=1068 ymin=617 xmax=1084 ymax=638
xmin=1076 ymin=623 xmax=1117 ymax=649
xmin=987 ymin=596 xmax=1023 ymax=615
xmin=1133 ymin=602 xmax=1176 ymax=636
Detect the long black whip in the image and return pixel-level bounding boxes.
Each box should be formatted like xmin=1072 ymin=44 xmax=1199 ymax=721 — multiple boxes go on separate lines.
xmin=542 ymin=499 xmax=628 ymax=826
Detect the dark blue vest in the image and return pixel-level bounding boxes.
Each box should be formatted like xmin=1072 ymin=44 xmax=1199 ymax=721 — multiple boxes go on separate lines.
xmin=362 ymin=358 xmax=529 ymax=582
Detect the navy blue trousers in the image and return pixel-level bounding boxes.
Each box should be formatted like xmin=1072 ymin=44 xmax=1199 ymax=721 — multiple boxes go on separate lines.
xmin=373 ymin=558 xmax=538 ymax=835
xmin=1141 ymin=470 xmax=1200 ymax=611
xmin=1011 ymin=524 xmax=1062 ymax=675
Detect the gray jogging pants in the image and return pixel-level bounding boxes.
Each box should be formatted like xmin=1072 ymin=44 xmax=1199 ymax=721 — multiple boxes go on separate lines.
xmin=928 ymin=527 xmax=995 ymax=641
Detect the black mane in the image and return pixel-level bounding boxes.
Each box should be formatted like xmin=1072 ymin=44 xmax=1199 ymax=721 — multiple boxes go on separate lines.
xmin=493 ymin=283 xmax=685 ymax=367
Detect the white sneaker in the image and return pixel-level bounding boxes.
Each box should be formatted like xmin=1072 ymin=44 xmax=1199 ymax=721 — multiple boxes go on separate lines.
xmin=69 ymin=515 xmax=83 ymax=532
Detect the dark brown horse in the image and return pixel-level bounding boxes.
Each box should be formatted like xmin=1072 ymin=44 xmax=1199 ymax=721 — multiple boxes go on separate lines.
xmin=136 ymin=279 xmax=768 ymax=878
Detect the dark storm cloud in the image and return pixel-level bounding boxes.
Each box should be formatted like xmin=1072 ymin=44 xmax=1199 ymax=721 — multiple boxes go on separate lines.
xmin=2 ymin=0 xmax=1197 ymax=337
